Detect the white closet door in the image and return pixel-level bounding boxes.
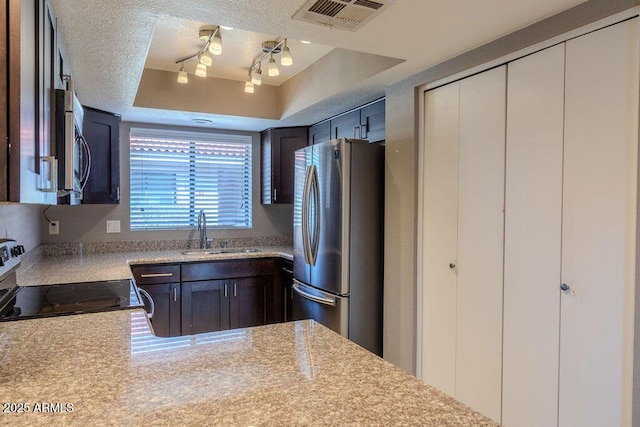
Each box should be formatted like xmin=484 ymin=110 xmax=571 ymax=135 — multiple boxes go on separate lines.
xmin=502 ymin=44 xmax=564 ymax=427
xmin=456 ymin=65 xmax=506 ymax=422
xmin=561 ymin=18 xmax=638 ymax=427
xmin=420 ymin=81 xmax=460 ymax=396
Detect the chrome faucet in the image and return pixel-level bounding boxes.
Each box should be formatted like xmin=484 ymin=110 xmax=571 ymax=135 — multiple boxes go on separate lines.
xmin=197 ymin=210 xmax=208 ymax=249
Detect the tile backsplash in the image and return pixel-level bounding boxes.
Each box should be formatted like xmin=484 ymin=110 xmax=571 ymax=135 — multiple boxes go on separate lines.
xmin=41 ymin=235 xmax=293 ymax=255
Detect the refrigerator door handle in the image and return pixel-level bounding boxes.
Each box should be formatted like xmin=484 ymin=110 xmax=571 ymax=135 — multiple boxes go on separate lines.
xmin=309 ymin=165 xmax=320 ymax=265
xmin=292 ymin=280 xmax=336 ymax=307
xmin=301 ymin=165 xmax=312 ymax=265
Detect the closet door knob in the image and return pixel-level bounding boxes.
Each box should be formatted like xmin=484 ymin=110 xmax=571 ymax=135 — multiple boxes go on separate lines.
xmin=560 ymin=283 xmax=570 ymax=291
xmin=449 ymin=263 xmax=456 ymax=269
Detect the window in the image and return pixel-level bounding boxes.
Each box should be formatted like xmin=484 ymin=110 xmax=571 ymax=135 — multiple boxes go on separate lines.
xmin=129 ymin=128 xmax=252 ymax=230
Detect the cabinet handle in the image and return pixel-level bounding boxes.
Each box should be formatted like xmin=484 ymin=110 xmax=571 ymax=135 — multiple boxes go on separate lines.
xmin=273 ymin=188 xmax=277 ymax=202
xmin=140 ymin=272 xmax=173 ymax=278
xmin=233 ymin=282 xmax=237 ymax=297
xmin=224 ymin=283 xmax=228 ymax=298
xmin=282 ymin=268 xmax=293 ymax=274
xmin=173 ymin=287 xmax=177 ymax=302
xmin=560 ymin=283 xmax=570 ymax=292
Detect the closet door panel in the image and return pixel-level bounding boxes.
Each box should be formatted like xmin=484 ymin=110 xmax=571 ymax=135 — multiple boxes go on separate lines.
xmin=561 ymin=18 xmax=639 ymax=427
xmin=456 ymin=65 xmax=506 ymax=422
xmin=420 ymin=81 xmax=460 ymax=396
xmin=502 ymin=44 xmax=564 ymax=427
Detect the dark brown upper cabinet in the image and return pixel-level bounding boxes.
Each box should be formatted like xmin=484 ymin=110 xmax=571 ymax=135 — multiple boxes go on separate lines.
xmin=331 ymin=110 xmax=361 ymax=140
xmin=308 ymin=98 xmax=386 ymax=148
xmin=82 ymin=106 xmax=121 ymax=204
xmin=359 ymin=99 xmax=385 ymax=143
xmin=2 ymin=0 xmax=60 ymax=203
xmin=261 ymin=126 xmax=308 ymax=204
xmin=308 ymin=120 xmax=330 ymax=146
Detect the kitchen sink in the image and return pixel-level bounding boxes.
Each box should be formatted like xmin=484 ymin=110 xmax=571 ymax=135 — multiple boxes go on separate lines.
xmin=180 ymin=248 xmax=262 ymax=256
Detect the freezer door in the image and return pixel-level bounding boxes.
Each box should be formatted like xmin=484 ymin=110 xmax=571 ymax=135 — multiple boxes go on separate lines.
xmin=310 ymin=139 xmax=348 ymax=295
xmin=291 ymin=279 xmax=348 ymax=337
xmin=293 ymin=146 xmax=312 ymax=284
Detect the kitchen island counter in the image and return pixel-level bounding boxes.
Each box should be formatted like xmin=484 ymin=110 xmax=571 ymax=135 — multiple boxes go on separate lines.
xmin=0 ymin=311 xmax=496 ymax=426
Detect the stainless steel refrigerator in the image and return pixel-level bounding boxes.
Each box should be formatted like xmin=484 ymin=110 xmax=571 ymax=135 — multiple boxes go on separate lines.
xmin=292 ymin=138 xmax=384 ymax=356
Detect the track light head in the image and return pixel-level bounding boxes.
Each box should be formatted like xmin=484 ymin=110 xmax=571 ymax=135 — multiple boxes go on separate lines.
xmin=177 ymin=64 xmax=188 ymax=84
xmin=268 ymin=54 xmax=279 ymax=77
xmin=251 ymin=67 xmax=262 ymax=85
xmin=199 ymin=51 xmax=213 ymax=67
xmin=209 ymin=31 xmax=223 ymax=55
xmin=244 ymin=77 xmax=254 ymax=94
xmin=195 ymin=63 xmax=207 ymax=77
xmin=281 ymin=46 xmax=293 ymax=66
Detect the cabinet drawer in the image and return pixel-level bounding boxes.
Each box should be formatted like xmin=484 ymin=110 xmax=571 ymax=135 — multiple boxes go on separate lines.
xmin=181 ymin=259 xmax=274 ymax=282
xmin=131 ymin=264 xmax=180 ymax=285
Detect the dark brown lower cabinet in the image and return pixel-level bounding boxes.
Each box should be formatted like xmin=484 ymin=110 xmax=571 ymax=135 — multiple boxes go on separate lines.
xmin=229 ymin=276 xmax=269 ymax=329
xmin=138 ymin=283 xmax=181 ymax=338
xmin=181 ymin=280 xmax=228 ymax=335
xmin=133 ymin=258 xmax=285 ymax=337
xmin=130 ymin=264 xmax=181 ymax=338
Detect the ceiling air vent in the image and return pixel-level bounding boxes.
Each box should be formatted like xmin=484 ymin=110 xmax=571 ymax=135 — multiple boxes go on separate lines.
xmin=292 ymin=0 xmax=395 ymax=31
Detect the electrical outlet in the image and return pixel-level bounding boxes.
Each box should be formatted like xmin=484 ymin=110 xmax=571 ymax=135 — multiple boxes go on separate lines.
xmin=106 ymin=220 xmax=121 ymax=233
xmin=49 ymin=221 xmax=59 ymax=235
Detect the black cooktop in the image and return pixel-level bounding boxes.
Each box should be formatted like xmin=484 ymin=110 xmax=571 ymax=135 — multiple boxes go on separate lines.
xmin=0 ymin=279 xmax=143 ymax=321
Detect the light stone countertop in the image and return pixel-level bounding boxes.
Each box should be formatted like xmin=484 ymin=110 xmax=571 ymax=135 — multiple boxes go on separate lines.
xmin=0 ymin=311 xmax=497 ymax=426
xmin=2 ymin=247 xmax=497 ymax=425
xmin=15 ymin=246 xmax=293 ymax=286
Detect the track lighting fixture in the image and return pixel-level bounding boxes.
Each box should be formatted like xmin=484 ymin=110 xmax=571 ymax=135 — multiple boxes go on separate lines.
xmin=175 ymin=24 xmax=225 ymax=83
xmin=243 ymin=38 xmax=294 ymax=94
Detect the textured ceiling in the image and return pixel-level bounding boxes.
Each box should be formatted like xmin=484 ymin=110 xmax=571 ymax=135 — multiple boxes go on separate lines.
xmin=50 ymin=0 xmax=588 ymax=130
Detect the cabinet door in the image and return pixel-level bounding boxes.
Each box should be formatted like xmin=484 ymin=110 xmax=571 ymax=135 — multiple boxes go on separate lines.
xmin=181 ymin=280 xmax=229 ymax=334
xmin=308 ymin=121 xmax=330 ymax=145
xmin=35 ymin=1 xmax=56 ymax=205
xmin=82 ymin=106 xmax=121 ymax=204
xmin=331 ymin=110 xmax=360 ymax=140
xmin=420 ymin=81 xmax=459 ymax=396
xmin=261 ymin=127 xmax=307 ymax=204
xmin=229 ymin=276 xmax=269 ymax=329
xmin=456 ymin=65 xmax=505 ymax=423
xmin=138 ymin=283 xmax=181 ymax=337
xmin=360 ymin=99 xmax=385 ymax=143
xmin=502 ymin=44 xmax=564 ymax=427
xmin=274 ymin=127 xmax=307 ymax=204
xmin=560 ymin=19 xmax=639 ymax=427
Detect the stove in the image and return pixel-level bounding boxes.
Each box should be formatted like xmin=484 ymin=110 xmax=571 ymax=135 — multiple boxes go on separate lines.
xmin=0 ymin=239 xmax=144 ymax=322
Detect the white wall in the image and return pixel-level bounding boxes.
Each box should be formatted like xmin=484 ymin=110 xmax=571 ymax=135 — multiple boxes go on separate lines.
xmin=41 ymin=121 xmax=293 ymax=243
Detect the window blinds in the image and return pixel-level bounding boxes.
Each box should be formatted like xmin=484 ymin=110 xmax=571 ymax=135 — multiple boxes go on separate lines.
xmin=129 ymin=128 xmax=252 ymax=230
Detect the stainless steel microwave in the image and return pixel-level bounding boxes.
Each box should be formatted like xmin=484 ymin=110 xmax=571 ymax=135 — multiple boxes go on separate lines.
xmin=44 ymin=89 xmax=91 ymax=204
